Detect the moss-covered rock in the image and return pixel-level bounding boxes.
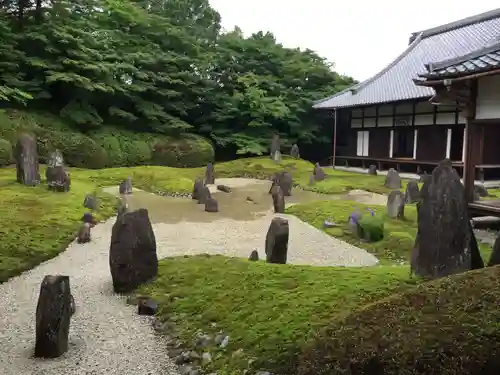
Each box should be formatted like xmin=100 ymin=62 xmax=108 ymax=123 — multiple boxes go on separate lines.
xmin=0 ymin=137 xmax=13 ymax=166
xmin=297 ymin=265 xmax=500 ymax=375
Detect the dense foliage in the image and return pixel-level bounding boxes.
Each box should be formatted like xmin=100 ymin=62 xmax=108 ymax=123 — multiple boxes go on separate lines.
xmin=0 ymin=0 xmax=354 ymax=160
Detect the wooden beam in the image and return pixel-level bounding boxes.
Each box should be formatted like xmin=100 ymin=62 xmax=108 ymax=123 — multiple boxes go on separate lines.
xmin=375 ymin=105 xmax=379 ymax=127
xmin=463 ymin=80 xmax=479 ymax=203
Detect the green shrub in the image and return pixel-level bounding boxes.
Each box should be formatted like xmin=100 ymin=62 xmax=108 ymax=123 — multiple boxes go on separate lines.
xmin=0 ymin=138 xmax=13 ymax=166
xmin=152 ymin=135 xmax=214 ymax=167
xmin=358 ymin=214 xmax=384 ymax=242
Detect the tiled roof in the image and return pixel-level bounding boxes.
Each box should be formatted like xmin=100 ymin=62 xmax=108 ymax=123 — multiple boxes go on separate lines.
xmin=417 ymin=41 xmax=500 ymax=79
xmin=314 ymin=8 xmax=500 ymax=109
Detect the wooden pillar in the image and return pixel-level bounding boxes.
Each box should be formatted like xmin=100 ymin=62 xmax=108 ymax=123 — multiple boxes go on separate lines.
xmin=463 ymin=120 xmax=479 ymax=202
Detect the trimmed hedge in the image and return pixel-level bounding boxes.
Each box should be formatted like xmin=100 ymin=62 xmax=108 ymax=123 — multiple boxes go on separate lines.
xmin=0 ymin=110 xmax=214 ymax=168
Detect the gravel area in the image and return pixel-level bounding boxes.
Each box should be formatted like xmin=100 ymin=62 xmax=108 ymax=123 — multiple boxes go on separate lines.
xmin=0 ymin=218 xmax=179 ymax=375
xmin=154 ymin=212 xmax=379 ymax=267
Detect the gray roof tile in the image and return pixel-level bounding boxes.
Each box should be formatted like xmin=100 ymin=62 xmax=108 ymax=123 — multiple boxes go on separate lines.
xmin=417 ymin=41 xmax=500 ymax=79
xmin=314 ymin=8 xmax=500 ymax=109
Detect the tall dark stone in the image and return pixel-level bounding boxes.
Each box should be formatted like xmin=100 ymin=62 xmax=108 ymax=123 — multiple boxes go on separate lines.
xmin=290 ymin=144 xmax=300 ymax=159
xmin=109 ymin=209 xmax=158 ymax=293
xmin=192 ymin=177 xmax=204 ymax=200
xmin=405 ymin=181 xmax=420 ymax=203
xmin=272 ymin=185 xmax=285 ymax=213
xmin=386 ymin=190 xmax=405 ymax=219
xmin=410 ymin=160 xmax=483 ymax=279
xmin=270 ymin=171 xmax=292 ymax=196
xmin=197 ymin=186 xmax=211 ymax=204
xmin=270 ymin=133 xmax=280 ymax=158
xmin=119 ymin=177 xmax=132 ymax=195
xmin=265 ymin=217 xmax=289 ymax=264
xmin=77 ymin=223 xmax=91 ymax=243
xmin=15 ymin=133 xmax=40 ymax=186
xmin=384 ymin=168 xmax=401 ymax=189
xmin=205 ymin=197 xmax=218 ymax=212
xmin=368 ymin=164 xmax=377 ymax=176
xmin=34 ymin=275 xmax=72 ymax=358
xmin=205 ymin=163 xmax=215 ymax=184
xmin=313 ymin=163 xmax=325 ymax=181
xmin=83 ymin=193 xmax=98 ymax=210
xmin=46 ymin=150 xmax=70 ymax=192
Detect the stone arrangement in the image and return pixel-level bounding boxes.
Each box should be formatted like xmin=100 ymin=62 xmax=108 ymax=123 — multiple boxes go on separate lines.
xmin=405 ymin=181 xmax=420 ymax=203
xmin=410 ymin=159 xmax=484 ymax=279
xmin=205 ymin=162 xmax=215 ymax=184
xmin=119 ymin=177 xmax=133 ymax=195
xmin=290 ymin=144 xmax=300 ymax=159
xmin=270 ymin=171 xmax=292 ymax=196
xmin=387 ymin=190 xmax=405 ymax=219
xmin=205 ymin=197 xmax=219 ymax=212
xmin=384 ymin=168 xmax=401 ymax=189
xmin=271 ymin=185 xmax=285 ymax=214
xmin=270 ymin=133 xmax=281 ymax=161
xmin=109 ymin=209 xmax=158 ymax=293
xmin=265 ymin=217 xmax=289 ymax=264
xmin=368 ymin=164 xmax=377 ymax=176
xmin=35 ymin=275 xmax=73 ymax=358
xmin=15 ymin=133 xmax=40 ymax=186
xmin=46 ymin=149 xmax=71 ymax=192
xmin=83 ymin=193 xmax=98 ymax=210
xmin=313 ymin=163 xmax=325 ymax=181
xmin=192 ymin=177 xmax=204 ymax=200
xmin=197 ymin=186 xmax=211 ymax=205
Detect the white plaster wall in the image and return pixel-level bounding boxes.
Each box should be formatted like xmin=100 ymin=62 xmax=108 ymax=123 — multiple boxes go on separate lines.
xmin=476 ymin=74 xmax=500 ymax=120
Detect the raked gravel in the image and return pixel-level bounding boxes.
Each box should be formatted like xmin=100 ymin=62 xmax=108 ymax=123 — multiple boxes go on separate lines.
xmin=0 ymin=177 xmax=378 ymax=374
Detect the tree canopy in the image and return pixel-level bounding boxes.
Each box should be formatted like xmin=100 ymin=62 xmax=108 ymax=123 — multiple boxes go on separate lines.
xmin=0 ymin=0 xmax=355 ymax=159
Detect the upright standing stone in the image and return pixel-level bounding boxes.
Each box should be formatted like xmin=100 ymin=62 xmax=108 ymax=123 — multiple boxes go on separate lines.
xmin=34 ymin=275 xmax=72 ymax=358
xmin=313 ymin=163 xmax=325 ymax=181
xmin=249 ymin=250 xmax=259 ymax=261
xmin=46 ymin=150 xmax=71 ymax=192
xmin=405 ymin=181 xmax=420 ymax=203
xmin=109 ymin=209 xmax=158 ymax=293
xmin=197 ymin=186 xmax=211 ymax=205
xmin=270 ymin=171 xmax=292 ymax=196
xmin=205 ymin=162 xmax=215 ymax=184
xmin=272 ymin=185 xmax=285 ymax=213
xmin=387 ymin=190 xmax=405 ymax=219
xmin=15 ymin=133 xmax=40 ymax=186
xmin=272 ymin=150 xmax=282 ymax=162
xmin=290 ymin=144 xmax=300 ymax=159
xmin=205 ymin=197 xmax=219 ymax=212
xmin=119 ymin=177 xmax=132 ymax=195
xmin=308 ymin=174 xmax=314 ymax=186
xmin=384 ymin=168 xmax=401 ymax=189
xmin=368 ymin=164 xmax=377 ymax=176
xmin=270 ymin=133 xmax=280 ymax=158
xmin=83 ymin=193 xmax=98 ymax=210
xmin=265 ymin=217 xmax=289 ymax=264
xmin=192 ymin=177 xmax=204 ymax=200
xmin=410 ymin=159 xmax=483 ymax=279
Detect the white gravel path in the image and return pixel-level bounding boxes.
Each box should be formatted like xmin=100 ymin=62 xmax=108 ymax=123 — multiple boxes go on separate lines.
xmin=154 ymin=213 xmax=379 ymax=267
xmin=0 ymin=217 xmax=179 ymax=375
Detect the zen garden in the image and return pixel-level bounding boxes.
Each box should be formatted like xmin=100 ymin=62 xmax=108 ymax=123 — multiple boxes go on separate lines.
xmin=2 ymin=2 xmax=500 ymax=375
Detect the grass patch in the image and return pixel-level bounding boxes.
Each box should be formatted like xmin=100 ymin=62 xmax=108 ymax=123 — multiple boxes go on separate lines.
xmin=286 ymin=200 xmax=493 ymax=264
xmin=0 ymin=167 xmax=115 ymax=282
xmin=298 ymin=265 xmax=500 ymax=375
xmin=138 ymin=255 xmax=418 ymax=375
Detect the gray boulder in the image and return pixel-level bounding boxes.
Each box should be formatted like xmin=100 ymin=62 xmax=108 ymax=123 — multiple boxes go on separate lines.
xmin=205 ymin=197 xmax=219 ymax=212
xmin=15 ymin=133 xmax=40 ymax=186
xmin=271 ymin=185 xmax=285 ymax=214
xmin=387 ymin=190 xmax=405 ymax=219
xmin=290 ymin=144 xmax=300 ymax=159
xmin=405 ymin=181 xmax=420 ymax=203
xmin=119 ymin=177 xmax=132 ymax=195
xmin=205 ymin=163 xmax=215 ymax=184
xmin=384 ymin=168 xmax=401 ymax=189
xmin=368 ymin=164 xmax=377 ymax=176
xmin=265 ymin=217 xmax=289 ymax=264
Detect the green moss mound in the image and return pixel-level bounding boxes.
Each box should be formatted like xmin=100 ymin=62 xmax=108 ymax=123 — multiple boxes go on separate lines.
xmin=0 ymin=166 xmax=115 ymax=282
xmin=297 ymin=266 xmax=500 ymax=375
xmin=0 ymin=109 xmax=214 ymax=168
xmin=0 ymin=137 xmax=12 ymax=166
xmin=138 ymin=255 xmax=417 ymax=375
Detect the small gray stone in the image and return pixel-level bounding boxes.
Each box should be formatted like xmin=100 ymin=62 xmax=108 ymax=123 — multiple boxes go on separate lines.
xmin=202 ymin=352 xmax=212 ymax=363
xmin=384 ymin=168 xmax=401 ymax=189
xmin=249 ymin=250 xmax=259 ymax=261
xmin=205 ymin=197 xmax=218 ymax=212
xmin=83 ymin=193 xmax=98 ymax=210
xmin=323 ymin=220 xmax=337 ymax=228
xmin=290 ymin=144 xmax=300 ymax=159
xmin=368 ymin=164 xmax=377 ymax=176
xmin=387 ymin=190 xmax=405 ymax=219
xmin=220 ymin=335 xmax=229 ymax=348
xmin=217 ymin=184 xmax=231 ymax=193
xmin=313 ymin=163 xmax=325 ymax=181
xmin=119 ymin=177 xmax=132 ymax=194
